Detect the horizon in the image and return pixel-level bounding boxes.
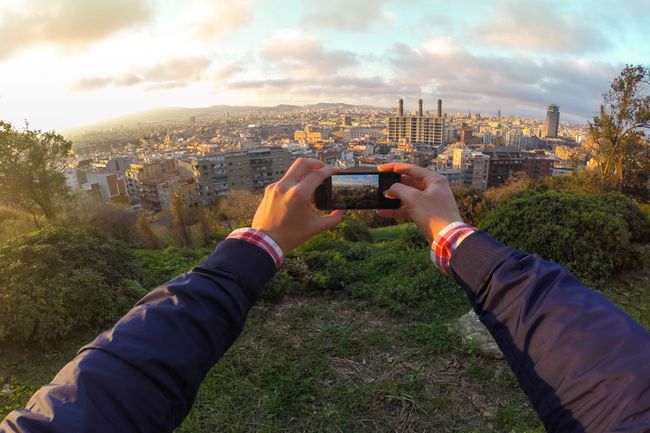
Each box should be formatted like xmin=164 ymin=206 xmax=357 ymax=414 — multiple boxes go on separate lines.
xmin=1 ymin=0 xmax=649 ymax=131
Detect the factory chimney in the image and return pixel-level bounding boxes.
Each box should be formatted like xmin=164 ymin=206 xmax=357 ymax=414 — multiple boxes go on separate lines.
xmin=398 ymin=99 xmax=404 ymax=116
xmin=437 ymin=99 xmax=443 ymax=118
xmin=418 ymin=99 xmax=423 ymax=116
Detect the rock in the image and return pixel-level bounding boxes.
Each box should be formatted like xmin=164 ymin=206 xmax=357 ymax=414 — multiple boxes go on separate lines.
xmin=1 ymin=386 xmax=11 ymax=396
xmin=455 ymin=310 xmax=504 ymax=359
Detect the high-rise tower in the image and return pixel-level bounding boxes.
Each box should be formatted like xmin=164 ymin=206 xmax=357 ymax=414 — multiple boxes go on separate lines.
xmin=544 ymin=105 xmax=560 ymax=138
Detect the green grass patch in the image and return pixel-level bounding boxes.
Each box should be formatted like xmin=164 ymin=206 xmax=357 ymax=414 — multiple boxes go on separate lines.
xmin=131 ymin=246 xmax=212 ymax=289
xmin=369 ymin=223 xmax=419 ymax=242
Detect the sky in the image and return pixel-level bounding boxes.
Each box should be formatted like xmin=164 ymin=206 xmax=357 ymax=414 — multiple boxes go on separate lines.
xmin=0 ymin=0 xmax=648 ymax=131
xmin=333 ymin=174 xmax=379 ymax=187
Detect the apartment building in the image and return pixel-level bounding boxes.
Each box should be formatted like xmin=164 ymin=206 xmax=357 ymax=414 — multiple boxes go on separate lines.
xmin=481 ymin=148 xmax=553 ymax=188
xmin=388 ymin=99 xmax=445 ymax=147
xmin=192 ymin=147 xmax=293 ymax=206
xmin=124 ymin=159 xmax=197 ymax=211
xmin=452 ymin=148 xmax=490 ymax=190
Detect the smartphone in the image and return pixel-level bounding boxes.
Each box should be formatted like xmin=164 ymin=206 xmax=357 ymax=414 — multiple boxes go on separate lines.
xmin=314 ymin=171 xmax=402 ymax=210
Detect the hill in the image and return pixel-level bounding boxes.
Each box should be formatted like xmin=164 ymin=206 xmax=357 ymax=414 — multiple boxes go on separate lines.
xmin=62 ymin=102 xmax=387 ymax=134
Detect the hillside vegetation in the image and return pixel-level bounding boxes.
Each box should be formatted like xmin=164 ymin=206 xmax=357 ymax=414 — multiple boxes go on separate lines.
xmin=1 ymin=190 xmax=648 ymax=432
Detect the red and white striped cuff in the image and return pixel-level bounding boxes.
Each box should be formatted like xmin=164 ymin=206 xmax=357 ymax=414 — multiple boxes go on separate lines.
xmin=431 ymin=222 xmax=478 ymax=276
xmin=227 ymin=228 xmax=284 ymax=269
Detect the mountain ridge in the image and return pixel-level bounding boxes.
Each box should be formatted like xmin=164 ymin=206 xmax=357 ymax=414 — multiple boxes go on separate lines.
xmin=63 ymin=102 xmax=388 ymax=134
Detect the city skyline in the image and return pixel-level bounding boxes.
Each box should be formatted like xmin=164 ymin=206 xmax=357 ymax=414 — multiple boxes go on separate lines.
xmin=1 ymin=0 xmax=649 ymax=131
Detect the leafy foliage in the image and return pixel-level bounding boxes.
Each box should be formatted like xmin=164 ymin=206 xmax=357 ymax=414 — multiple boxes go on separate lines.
xmin=131 ymin=246 xmax=211 ymax=289
xmin=0 ymin=226 xmax=143 ymax=346
xmin=586 ymin=64 xmax=650 ymax=200
xmin=215 ymin=190 xmax=262 ymax=230
xmin=267 ymin=223 xmax=464 ymax=320
xmin=0 ymin=122 xmax=71 ymax=223
xmin=479 ymin=191 xmax=649 ymax=286
xmin=61 ymin=195 xmax=139 ymax=244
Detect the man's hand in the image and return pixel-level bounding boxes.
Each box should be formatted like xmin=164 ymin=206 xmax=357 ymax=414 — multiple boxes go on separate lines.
xmin=252 ymin=158 xmax=344 ymax=253
xmin=377 ymin=163 xmax=463 ymax=243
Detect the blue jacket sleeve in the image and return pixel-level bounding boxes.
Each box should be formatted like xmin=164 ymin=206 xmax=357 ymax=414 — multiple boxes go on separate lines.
xmin=0 ymin=239 xmax=276 ymax=433
xmin=451 ymin=231 xmax=650 ymax=433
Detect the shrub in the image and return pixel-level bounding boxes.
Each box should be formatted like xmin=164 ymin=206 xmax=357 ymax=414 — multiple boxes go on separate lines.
xmin=479 ymin=191 xmax=649 ymax=286
xmin=329 ymin=218 xmax=373 ymax=242
xmin=131 ymin=246 xmax=211 ymax=289
xmin=0 ymin=226 xmax=143 ymax=346
xmin=264 ymin=225 xmax=468 ymax=319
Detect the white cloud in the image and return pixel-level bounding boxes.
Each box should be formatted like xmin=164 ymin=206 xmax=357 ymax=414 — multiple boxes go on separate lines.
xmin=387 ymin=38 xmax=619 ymax=119
xmin=0 ymin=0 xmax=152 ymax=61
xmin=261 ymin=29 xmax=358 ymax=79
xmin=182 ymin=0 xmax=252 ymax=40
xmin=301 ymin=0 xmax=415 ymax=30
xmin=468 ymin=0 xmax=610 ymax=53
xmin=70 ymin=56 xmax=212 ymax=92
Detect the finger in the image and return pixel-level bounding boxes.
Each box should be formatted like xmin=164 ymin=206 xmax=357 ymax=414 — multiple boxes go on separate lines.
xmin=383 ymin=182 xmax=420 ymax=204
xmin=378 ymin=163 xmax=397 ymax=172
xmin=376 ymin=209 xmax=408 ymax=219
xmin=380 ymin=163 xmax=436 ymax=184
xmin=423 ymin=174 xmax=451 ymax=193
xmin=401 ymin=174 xmax=427 ymax=191
xmin=299 ymin=165 xmax=339 ymax=194
xmin=280 ymin=158 xmax=325 ymax=185
xmin=317 ymin=209 xmax=345 ymax=231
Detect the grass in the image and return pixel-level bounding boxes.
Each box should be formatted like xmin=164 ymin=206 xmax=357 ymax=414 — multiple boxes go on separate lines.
xmin=0 ymin=294 xmax=544 ymax=432
xmin=1 ymin=221 xmax=647 ymax=432
xmin=175 ymin=295 xmax=542 ymax=432
xmin=370 ymin=224 xmax=419 ymax=243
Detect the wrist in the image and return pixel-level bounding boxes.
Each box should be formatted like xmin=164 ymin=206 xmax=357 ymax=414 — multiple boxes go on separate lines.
xmin=227 ymin=228 xmax=285 ymax=268
xmin=430 ymin=222 xmax=478 ymax=276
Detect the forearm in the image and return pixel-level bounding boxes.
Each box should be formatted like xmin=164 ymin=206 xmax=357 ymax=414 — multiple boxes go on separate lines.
xmin=450 ymin=231 xmax=650 ymax=432
xmin=0 ymin=238 xmax=277 ymax=433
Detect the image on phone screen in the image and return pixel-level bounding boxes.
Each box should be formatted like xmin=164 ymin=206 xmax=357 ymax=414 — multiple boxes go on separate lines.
xmin=315 ymin=171 xmax=401 ymax=210
xmin=331 ymin=174 xmax=379 ymax=208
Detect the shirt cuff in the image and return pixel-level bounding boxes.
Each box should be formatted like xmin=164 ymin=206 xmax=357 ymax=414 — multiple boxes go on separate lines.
xmin=430 ymin=222 xmax=478 ymax=276
xmin=227 ymin=228 xmax=285 ymax=269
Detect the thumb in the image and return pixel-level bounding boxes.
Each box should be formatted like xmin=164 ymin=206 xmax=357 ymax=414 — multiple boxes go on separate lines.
xmin=384 ymin=182 xmax=418 ymax=204
xmin=318 ymin=210 xmax=345 ymax=231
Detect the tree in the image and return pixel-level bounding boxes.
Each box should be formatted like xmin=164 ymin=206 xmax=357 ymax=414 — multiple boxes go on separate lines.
xmin=587 ymin=65 xmax=650 ymax=199
xmin=0 ymin=121 xmax=71 ymax=224
xmin=171 ymin=193 xmax=192 ymax=247
xmin=136 ymin=211 xmax=159 ymax=249
xmin=216 ymin=189 xmax=262 ymax=229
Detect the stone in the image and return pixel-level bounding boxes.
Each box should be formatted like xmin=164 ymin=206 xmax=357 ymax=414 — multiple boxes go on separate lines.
xmin=455 ymin=309 xmax=504 ymax=359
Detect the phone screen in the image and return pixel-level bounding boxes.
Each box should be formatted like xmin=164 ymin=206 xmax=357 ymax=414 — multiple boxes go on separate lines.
xmin=315 ymin=171 xmax=401 ymax=210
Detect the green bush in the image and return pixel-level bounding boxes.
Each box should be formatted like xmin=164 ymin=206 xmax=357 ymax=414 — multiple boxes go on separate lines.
xmin=0 ymin=226 xmax=143 ymax=346
xmin=479 ymin=191 xmax=649 ymax=286
xmin=131 ymin=246 xmax=211 ymax=289
xmin=327 ymin=217 xmax=373 ymax=243
xmin=263 ymin=224 xmax=467 ymax=319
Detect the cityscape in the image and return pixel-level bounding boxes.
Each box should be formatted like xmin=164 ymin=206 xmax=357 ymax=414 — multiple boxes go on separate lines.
xmin=62 ymin=99 xmax=586 ymax=213
xmin=0 ymin=0 xmax=648 ymax=431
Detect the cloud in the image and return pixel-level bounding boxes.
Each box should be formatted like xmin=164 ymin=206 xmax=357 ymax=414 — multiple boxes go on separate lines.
xmin=468 ymin=0 xmax=610 ymax=54
xmin=228 ymin=35 xmax=619 ymax=122
xmin=387 ymin=38 xmax=619 ymax=120
xmin=140 ymin=57 xmax=211 ymax=82
xmin=262 ymin=29 xmax=358 ymax=79
xmin=70 ymin=56 xmax=212 ymax=92
xmin=0 ymin=0 xmax=152 ymax=60
xmin=210 ymin=62 xmax=242 ymax=81
xmin=301 ymin=0 xmax=415 ymax=30
xmin=183 ymin=0 xmax=252 ymax=40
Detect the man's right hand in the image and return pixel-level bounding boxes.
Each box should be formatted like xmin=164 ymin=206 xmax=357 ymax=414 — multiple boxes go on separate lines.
xmin=377 ymin=163 xmax=463 ymax=243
